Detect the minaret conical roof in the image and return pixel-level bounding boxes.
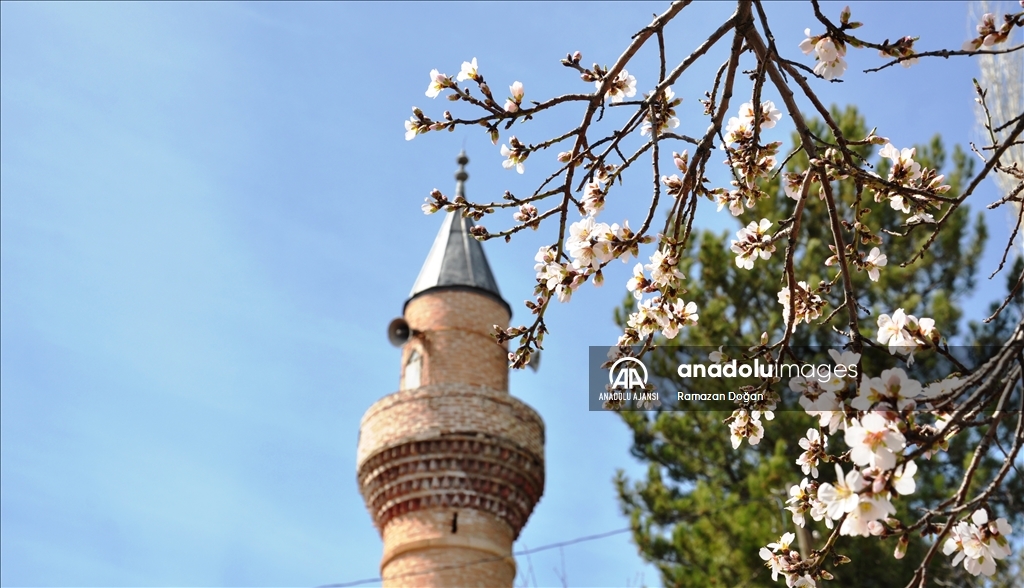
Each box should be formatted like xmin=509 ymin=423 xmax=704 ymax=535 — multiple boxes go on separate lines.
xmin=406 ymin=152 xmax=511 ymax=316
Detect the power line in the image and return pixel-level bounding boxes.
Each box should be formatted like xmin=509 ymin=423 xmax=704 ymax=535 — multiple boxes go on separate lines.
xmin=318 ymin=527 xmax=632 ymax=587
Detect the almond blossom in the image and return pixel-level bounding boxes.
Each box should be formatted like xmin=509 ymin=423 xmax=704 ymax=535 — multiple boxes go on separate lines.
xmin=876 ymin=309 xmax=913 ymax=353
xmin=737 ymin=100 xmax=782 ymax=130
xmin=759 ymin=532 xmax=798 ymax=583
xmin=891 ymin=460 xmax=917 ymax=495
xmin=405 ymin=115 xmax=423 ymax=141
xmin=786 ymin=477 xmax=815 ymax=528
xmin=566 ymin=217 xmax=613 ymax=269
xmin=782 ymin=172 xmax=805 ymax=200
xmin=862 ymin=247 xmax=887 ymax=282
xmin=844 ymin=412 xmax=905 ymax=471
xmin=729 ymin=408 xmax=765 ymax=448
xmin=877 ymin=37 xmax=919 ymax=68
xmin=425 ymin=69 xmax=449 ymax=98
xmin=817 ymin=464 xmax=866 ymax=520
xmin=505 ymin=81 xmax=524 ymax=113
xmin=943 ymin=509 xmax=1014 ymax=577
xmin=661 ymin=299 xmax=698 ymax=339
xmin=500 ymin=136 xmax=528 ymax=174
xmin=512 ymin=203 xmax=538 ymax=225
xmin=800 ymin=30 xmax=847 ymax=80
xmin=582 ymin=181 xmax=605 ymax=216
xmin=625 ymin=297 xmax=695 ymax=341
xmin=626 ymin=263 xmax=649 ymax=300
xmin=598 ymin=69 xmax=637 ymax=103
xmin=963 ymin=12 xmax=1013 ymax=51
xmin=731 ymin=218 xmax=775 ymax=269
xmin=722 ymin=115 xmax=753 ymax=145
xmin=840 ymin=494 xmax=895 ymax=537
xmin=796 ymin=428 xmax=828 ymax=478
xmin=876 ymin=308 xmax=940 ymax=361
xmin=879 ymin=143 xmax=923 ymax=184
xmin=852 ymin=368 xmax=922 ymax=412
xmin=640 ymin=86 xmax=681 ymax=136
xmin=456 ymin=57 xmax=479 ymax=82
xmin=645 ymin=248 xmax=685 ymax=288
xmin=778 ymin=281 xmax=826 ymax=331
xmin=714 ymin=189 xmax=746 ymax=216
xmin=793 ymin=377 xmax=844 ymax=433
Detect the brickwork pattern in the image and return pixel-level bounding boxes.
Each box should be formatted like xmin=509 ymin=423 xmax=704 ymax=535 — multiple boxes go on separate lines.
xmin=359 ymin=288 xmax=544 ymax=587
xmin=357 ymin=383 xmax=545 ymax=465
xmin=359 ymin=432 xmax=544 ymax=535
xmin=401 ymin=291 xmax=509 ymax=391
xmin=383 ymin=547 xmax=514 ymax=587
xmin=380 ymin=509 xmax=515 ymax=587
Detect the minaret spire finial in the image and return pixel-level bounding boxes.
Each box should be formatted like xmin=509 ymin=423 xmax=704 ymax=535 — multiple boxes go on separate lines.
xmin=406 ymin=148 xmax=509 ymax=315
xmin=455 ymin=151 xmax=469 ymax=198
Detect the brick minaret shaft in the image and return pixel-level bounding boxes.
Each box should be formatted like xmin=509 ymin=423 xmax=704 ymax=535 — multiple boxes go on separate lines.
xmin=357 ymin=153 xmax=545 ymax=587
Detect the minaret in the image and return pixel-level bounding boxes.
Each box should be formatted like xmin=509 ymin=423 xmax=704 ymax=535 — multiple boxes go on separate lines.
xmin=357 ymin=153 xmax=545 ymax=587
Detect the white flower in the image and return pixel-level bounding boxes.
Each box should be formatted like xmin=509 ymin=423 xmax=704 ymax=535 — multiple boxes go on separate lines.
xmin=729 ymin=409 xmax=764 ymax=448
xmin=853 ymin=367 xmax=922 ymax=412
xmin=500 ymin=137 xmax=528 ymax=174
xmin=794 ymin=377 xmax=844 ymax=433
xmin=863 ymin=247 xmax=887 ymax=282
xmin=731 ymin=218 xmax=775 ymax=270
xmin=783 ymin=172 xmax=805 ymax=200
xmin=801 ymin=32 xmax=848 ymax=80
xmin=626 ymin=263 xmax=647 ymax=300
xmin=404 ymin=116 xmax=421 ymax=141
xmin=879 ymin=143 xmax=923 ymax=183
xmin=599 ymin=69 xmax=637 ymax=103
xmin=815 ymin=37 xmax=839 ymax=62
xmin=768 ymin=532 xmax=796 ymax=553
xmin=778 ymin=281 xmax=826 ymax=331
xmin=845 ymin=412 xmax=905 ymax=471
xmin=534 ymin=245 xmax=557 ymax=274
xmin=922 ymin=376 xmax=963 ymax=399
xmin=640 ymin=86 xmax=681 ymax=136
xmin=737 ymin=100 xmax=782 ymax=130
xmin=709 ymin=346 xmax=727 ymax=364
xmin=513 ymin=203 xmax=538 ymax=224
xmin=943 ymin=510 xmax=1013 ymax=577
xmin=510 ymin=80 xmax=524 ymax=101
xmin=786 ymin=477 xmax=813 ymax=528
xmin=840 ymin=495 xmax=896 ymax=537
xmin=892 ymin=460 xmax=917 ymax=495
xmin=425 ymin=69 xmax=448 ymax=98
xmin=505 ymin=81 xmax=524 ymax=113
xmin=567 ymin=217 xmax=614 ymax=269
xmin=797 ymin=428 xmax=827 ymax=478
xmin=817 ymin=464 xmax=866 ymax=520
xmin=907 ymin=211 xmax=935 ymax=224
xmin=670 ymin=298 xmax=698 ymax=328
xmin=877 ymin=309 xmax=913 ymax=354
xmin=645 ymin=249 xmax=685 ymax=288
xmin=814 ymin=53 xmax=848 ymax=80
xmin=627 ymin=297 xmax=664 ymax=339
xmin=915 ymin=316 xmax=937 ymax=341
xmin=582 ymin=181 xmax=605 ymax=217
xmin=714 ymin=189 xmax=746 ymax=216
xmin=827 ymin=348 xmax=861 ymax=371
xmin=799 ymin=29 xmax=816 ymax=55
xmin=723 ymin=116 xmax=753 ymax=144
xmin=456 ymin=57 xmax=478 ymax=82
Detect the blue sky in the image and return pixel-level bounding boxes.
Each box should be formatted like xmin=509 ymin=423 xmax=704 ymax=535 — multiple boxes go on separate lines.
xmin=1 ymin=2 xmax=1018 ymax=587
